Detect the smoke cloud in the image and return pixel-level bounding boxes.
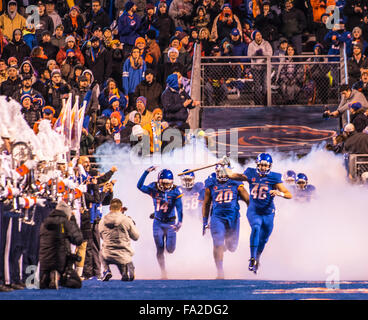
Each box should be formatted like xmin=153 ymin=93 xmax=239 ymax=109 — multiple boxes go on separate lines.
xmin=96 ymin=139 xmax=368 ymax=281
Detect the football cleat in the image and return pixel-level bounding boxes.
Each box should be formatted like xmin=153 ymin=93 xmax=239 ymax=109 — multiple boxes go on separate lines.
xmin=102 ymin=269 xmax=112 ymax=281
xmin=248 ymin=258 xmax=259 ymax=274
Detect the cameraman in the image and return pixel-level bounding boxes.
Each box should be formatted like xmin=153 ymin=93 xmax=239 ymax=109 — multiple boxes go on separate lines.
xmin=99 ymin=198 xmax=139 ymax=281
xmin=39 ymin=201 xmax=83 ymax=289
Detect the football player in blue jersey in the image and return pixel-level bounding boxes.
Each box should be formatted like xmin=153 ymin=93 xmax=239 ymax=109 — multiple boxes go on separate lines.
xmin=293 ymin=173 xmax=316 ymax=202
xmin=224 ymin=153 xmax=292 ymax=274
xmin=202 ymin=164 xmax=250 ymax=279
xmin=283 ymin=170 xmax=296 ymax=185
xmin=137 ymin=166 xmax=183 ymax=279
xmin=180 ymin=169 xmax=205 ymax=219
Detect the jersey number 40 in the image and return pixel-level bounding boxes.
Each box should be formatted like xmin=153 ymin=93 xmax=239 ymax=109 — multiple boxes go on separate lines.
xmin=250 ymin=183 xmax=268 ymax=200
xmin=215 ymin=190 xmax=233 ymax=203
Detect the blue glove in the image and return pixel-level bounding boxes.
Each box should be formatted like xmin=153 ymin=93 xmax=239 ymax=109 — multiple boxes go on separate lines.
xmin=202 ymin=216 xmax=209 ymax=235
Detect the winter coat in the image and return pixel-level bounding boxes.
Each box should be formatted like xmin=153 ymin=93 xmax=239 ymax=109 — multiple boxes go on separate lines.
xmin=35 ymin=14 xmax=54 ymax=43
xmin=343 ymin=0 xmax=366 ymax=32
xmin=99 ymin=211 xmax=139 ymax=265
xmin=118 ymin=11 xmax=141 ymax=46
xmin=62 ymin=14 xmax=85 ymax=38
xmin=21 ymin=105 xmax=41 ymax=129
xmin=281 ymin=7 xmax=307 ymax=37
xmin=0 ymin=12 xmax=26 ymax=41
xmin=87 ymin=8 xmax=111 ymax=31
xmin=51 ymin=35 xmax=67 ymax=50
xmin=152 ymin=12 xmax=176 ymax=47
xmin=39 ymin=40 xmax=59 ymax=61
xmin=84 ymin=45 xmax=112 ymax=85
xmin=1 ymin=29 xmax=31 ymax=64
xmin=168 ymin=0 xmax=194 ymax=30
xmin=133 ymin=79 xmax=163 ymax=112
xmin=161 ymin=76 xmax=194 ymax=125
xmin=0 ymin=77 xmax=21 ymax=96
xmin=343 ymin=131 xmax=368 ymax=154
xmin=160 ymin=59 xmax=185 ymax=86
xmin=56 ymin=46 xmax=85 ymax=66
xmin=247 ymin=39 xmax=273 ymax=66
xmin=352 ymin=80 xmax=368 ymax=100
xmin=348 ymin=55 xmax=368 ymax=85
xmin=351 ymin=109 xmax=368 ymax=132
xmin=46 ymin=82 xmax=71 ymax=117
xmin=210 ymin=13 xmax=242 ymax=43
xmin=39 ymin=209 xmax=83 ymax=274
xmin=254 ymin=10 xmax=281 ymax=42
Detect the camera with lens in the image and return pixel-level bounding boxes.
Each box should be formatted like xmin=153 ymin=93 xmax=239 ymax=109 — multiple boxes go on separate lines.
xmin=322 ymin=106 xmax=330 ymax=119
xmin=224 ymin=13 xmax=230 ymax=17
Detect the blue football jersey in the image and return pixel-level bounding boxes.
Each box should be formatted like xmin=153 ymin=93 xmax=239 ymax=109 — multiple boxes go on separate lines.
xmin=244 ymin=167 xmax=282 ymax=215
xmin=181 ymin=182 xmax=205 ymax=217
xmin=145 ymin=183 xmax=183 ymax=221
xmin=292 ymin=184 xmax=316 ymax=202
xmin=205 ymin=175 xmax=244 ymax=219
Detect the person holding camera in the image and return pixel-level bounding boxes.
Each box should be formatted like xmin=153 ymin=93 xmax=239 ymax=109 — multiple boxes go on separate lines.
xmin=39 ymin=201 xmax=84 ymax=289
xmin=99 ymin=198 xmax=139 ymax=281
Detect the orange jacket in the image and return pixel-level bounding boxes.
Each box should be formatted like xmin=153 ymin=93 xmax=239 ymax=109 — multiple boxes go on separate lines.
xmin=310 ymin=0 xmax=336 ymax=23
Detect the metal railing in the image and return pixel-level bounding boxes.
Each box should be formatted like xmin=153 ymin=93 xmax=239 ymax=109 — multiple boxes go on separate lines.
xmin=200 ymin=54 xmax=343 ymax=107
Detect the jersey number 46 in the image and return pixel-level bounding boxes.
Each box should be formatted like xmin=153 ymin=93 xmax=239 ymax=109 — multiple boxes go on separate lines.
xmin=250 ymin=183 xmax=268 ymax=200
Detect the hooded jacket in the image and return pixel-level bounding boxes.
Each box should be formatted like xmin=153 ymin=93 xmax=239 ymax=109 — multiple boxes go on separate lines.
xmin=99 ymin=210 xmax=139 ymax=265
xmin=118 ymin=10 xmax=141 ymax=46
xmin=133 ymin=76 xmax=163 ymax=112
xmin=161 ymin=73 xmax=194 ymax=124
xmin=84 ymin=43 xmax=112 ymax=85
xmin=39 ymin=204 xmax=83 ymax=274
xmin=2 ymin=29 xmax=31 ymax=64
xmin=0 ymin=2 xmax=26 ymax=41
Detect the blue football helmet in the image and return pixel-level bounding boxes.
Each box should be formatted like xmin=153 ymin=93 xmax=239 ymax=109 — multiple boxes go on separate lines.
xmin=215 ymin=164 xmax=229 ymax=182
xmin=284 ymin=170 xmax=296 ymax=184
xmin=158 ymin=169 xmax=174 ymax=191
xmin=180 ymin=169 xmax=195 ymax=189
xmin=256 ymin=153 xmax=272 ymax=176
xmin=296 ymin=173 xmax=308 ymax=190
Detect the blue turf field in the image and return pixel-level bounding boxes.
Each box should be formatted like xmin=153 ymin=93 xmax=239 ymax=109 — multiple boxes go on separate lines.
xmin=1 ymin=279 xmax=368 ymax=300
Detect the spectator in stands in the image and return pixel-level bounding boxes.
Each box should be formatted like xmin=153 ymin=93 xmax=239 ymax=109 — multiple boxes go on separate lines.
xmin=30 ymin=46 xmax=48 ymax=77
xmin=352 ymin=69 xmax=368 ymax=99
xmin=348 ymin=42 xmax=368 ymax=86
xmin=123 ymin=46 xmax=147 ymax=112
xmin=94 ymin=117 xmax=114 ymax=147
xmin=120 ymin=110 xmax=143 ymax=145
xmin=19 ymin=60 xmax=37 ymax=84
xmin=304 ymin=43 xmax=330 ymax=104
xmin=193 ymin=5 xmax=211 ymax=30
xmin=33 ymin=106 xmax=56 ymax=134
xmin=2 ymin=29 xmax=31 ymax=64
xmin=87 ymin=0 xmax=111 ymax=32
xmin=153 ymin=1 xmax=175 ymax=53
xmin=343 ymin=0 xmax=366 ymax=32
xmin=254 ymin=1 xmax=281 ymax=51
xmin=36 ymin=1 xmax=55 ymax=44
xmin=98 ymin=78 xmax=126 ymax=112
xmin=169 ymin=0 xmax=194 ymax=30
xmin=62 ymin=6 xmax=85 ymax=39
xmin=133 ymin=96 xmax=152 ymax=128
xmin=198 ymin=27 xmax=214 ymax=56
xmin=0 ymin=0 xmax=26 ymax=41
xmin=310 ymin=0 xmax=336 ymax=27
xmin=280 ymin=0 xmax=307 ymax=55
xmin=142 ymin=108 xmax=169 ymax=153
xmin=161 ymin=73 xmax=199 ymax=132
xmin=51 ymin=25 xmax=66 ymax=50
xmin=101 ymin=95 xmax=126 ymax=121
xmin=12 ymin=74 xmax=44 ymax=104
xmin=162 ymin=36 xmax=191 ymax=76
xmin=343 ymin=123 xmax=368 ymax=154
xmin=109 ymin=40 xmax=124 ymax=90
xmin=39 ymin=30 xmax=59 ymax=61
xmin=45 ymin=0 xmax=62 ymax=34
xmin=325 ymin=83 xmax=368 ymax=127
xmin=134 ymin=69 xmax=163 ymax=112
xmin=56 ymin=35 xmax=85 ymax=66
xmin=0 ymin=59 xmax=7 ymax=84
xmin=110 ymin=111 xmax=125 ymax=144
xmin=0 ymin=64 xmax=21 ymax=96
xmin=248 ymin=30 xmax=273 ymax=105
xmin=80 ymin=128 xmax=95 ymax=156
xmin=145 ymin=30 xmax=162 ymax=70
xmin=348 ymin=101 xmax=368 ymax=132
xmin=279 ymin=45 xmax=304 ymax=104
xmin=32 ymin=68 xmax=51 ymax=99
xmin=20 ymin=94 xmax=42 ymax=129
xmin=84 ymin=36 xmax=112 ymax=87
xmin=160 ymin=47 xmax=185 ymax=86
xmin=315 ymin=13 xmax=330 ymax=51
xmin=118 ymin=1 xmax=141 ymax=57
xmin=211 ymin=3 xmax=242 ymax=43
xmin=46 ymin=69 xmax=70 ymax=117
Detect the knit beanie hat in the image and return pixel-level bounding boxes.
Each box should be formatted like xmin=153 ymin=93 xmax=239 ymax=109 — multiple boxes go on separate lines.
xmin=109 ymin=95 xmax=120 ymax=106
xmin=152 ymin=108 xmax=163 ymax=117
xmin=125 ymin=1 xmax=135 ymax=11
xmin=136 ymin=96 xmax=147 ymax=107
xmin=21 ymin=93 xmax=32 ymax=104
xmin=251 ymin=30 xmax=260 ymax=41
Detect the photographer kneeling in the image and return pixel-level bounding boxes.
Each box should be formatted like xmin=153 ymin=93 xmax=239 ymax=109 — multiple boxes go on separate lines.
xmin=39 ymin=201 xmax=83 ymax=289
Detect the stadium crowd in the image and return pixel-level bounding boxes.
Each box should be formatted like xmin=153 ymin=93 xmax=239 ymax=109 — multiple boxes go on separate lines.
xmin=1 ymin=0 xmax=368 ymax=290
